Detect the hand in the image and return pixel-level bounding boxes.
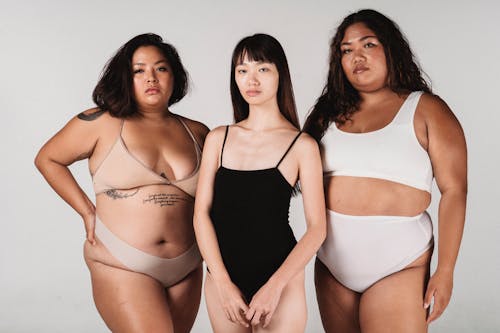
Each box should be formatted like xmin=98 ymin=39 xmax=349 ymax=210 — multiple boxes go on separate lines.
xmin=246 ymin=279 xmax=284 ymax=328
xmin=213 ymin=277 xmax=249 ymax=327
xmin=82 ymin=212 xmax=96 ymax=245
xmin=424 ymin=269 xmax=454 ymax=323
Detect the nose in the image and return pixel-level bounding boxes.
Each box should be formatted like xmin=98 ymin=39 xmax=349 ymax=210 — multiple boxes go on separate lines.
xmin=147 ymin=70 xmax=158 ymax=83
xmin=352 ymin=49 xmax=365 ymax=63
xmin=248 ymin=71 xmax=259 ymax=86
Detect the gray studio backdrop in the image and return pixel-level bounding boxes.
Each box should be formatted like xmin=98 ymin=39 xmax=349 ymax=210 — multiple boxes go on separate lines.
xmin=1 ymin=0 xmax=499 ymax=332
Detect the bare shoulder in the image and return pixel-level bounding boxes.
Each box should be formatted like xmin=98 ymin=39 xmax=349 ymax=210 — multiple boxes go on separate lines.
xmin=76 ymin=107 xmax=108 ymax=121
xmin=294 ymin=132 xmax=320 ymax=153
xmin=205 ymin=125 xmax=228 ymax=145
xmin=176 ymin=115 xmax=210 ymax=143
xmin=73 ymin=108 xmax=120 ymax=127
xmin=418 ymin=93 xmax=460 ymax=125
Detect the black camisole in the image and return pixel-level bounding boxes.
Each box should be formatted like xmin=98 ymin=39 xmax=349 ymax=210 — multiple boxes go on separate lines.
xmin=210 ymin=126 xmax=302 ymax=302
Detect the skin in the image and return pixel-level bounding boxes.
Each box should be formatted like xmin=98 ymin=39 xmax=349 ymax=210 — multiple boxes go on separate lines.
xmin=316 ymin=23 xmax=467 ymax=332
xmin=194 ymin=56 xmax=326 ymax=332
xmin=35 ymin=45 xmax=209 ymax=332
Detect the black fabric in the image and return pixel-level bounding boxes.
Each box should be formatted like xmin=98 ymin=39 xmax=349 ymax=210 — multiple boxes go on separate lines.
xmin=210 ymin=127 xmax=300 ymax=302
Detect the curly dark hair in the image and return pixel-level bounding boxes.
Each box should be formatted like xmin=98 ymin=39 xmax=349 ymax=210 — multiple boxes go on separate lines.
xmin=92 ymin=33 xmax=188 ymax=118
xmin=230 ymin=33 xmax=300 ymax=129
xmin=304 ymin=9 xmax=431 ymax=141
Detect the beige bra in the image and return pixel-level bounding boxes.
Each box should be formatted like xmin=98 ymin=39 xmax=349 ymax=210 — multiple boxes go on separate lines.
xmin=91 ymin=117 xmax=201 ymax=197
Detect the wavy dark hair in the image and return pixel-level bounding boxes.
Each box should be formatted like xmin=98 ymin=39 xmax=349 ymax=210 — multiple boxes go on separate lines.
xmin=92 ymin=33 xmax=188 ymax=118
xmin=304 ymin=9 xmax=431 ymax=141
xmin=230 ymin=33 xmax=300 ymax=129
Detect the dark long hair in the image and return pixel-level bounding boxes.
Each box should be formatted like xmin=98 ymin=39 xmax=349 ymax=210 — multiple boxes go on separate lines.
xmin=230 ymin=34 xmax=300 ymax=129
xmin=304 ymin=9 xmax=431 ymax=141
xmin=92 ymin=33 xmax=188 ymax=118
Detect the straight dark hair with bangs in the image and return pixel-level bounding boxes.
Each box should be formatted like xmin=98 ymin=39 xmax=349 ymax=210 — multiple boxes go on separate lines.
xmin=92 ymin=33 xmax=188 ymax=118
xmin=304 ymin=9 xmax=432 ymax=141
xmin=230 ymin=33 xmax=300 ymax=129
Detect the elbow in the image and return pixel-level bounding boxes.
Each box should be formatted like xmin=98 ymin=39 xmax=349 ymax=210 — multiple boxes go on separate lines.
xmin=34 ymin=150 xmax=45 ymax=171
xmin=310 ymin=221 xmax=327 ymax=247
xmin=192 ymin=210 xmax=207 ymax=233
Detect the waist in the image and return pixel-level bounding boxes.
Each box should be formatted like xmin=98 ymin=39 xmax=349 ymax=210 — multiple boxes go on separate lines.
xmin=325 ymin=176 xmax=431 ymax=216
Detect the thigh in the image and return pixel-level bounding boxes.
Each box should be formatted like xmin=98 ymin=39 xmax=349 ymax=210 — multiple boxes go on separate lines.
xmin=86 ymin=257 xmax=174 ymax=333
xmin=254 ymin=271 xmax=307 ymax=333
xmin=359 ymin=250 xmax=431 ymax=333
xmin=204 ymin=272 xmax=251 ymax=333
xmin=165 ymin=264 xmax=203 ymax=333
xmin=314 ymin=258 xmax=361 ymax=333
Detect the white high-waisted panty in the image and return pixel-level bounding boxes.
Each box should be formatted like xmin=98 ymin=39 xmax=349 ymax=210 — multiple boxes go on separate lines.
xmin=95 ymin=217 xmax=201 ymax=287
xmin=317 ymin=210 xmax=433 ymax=293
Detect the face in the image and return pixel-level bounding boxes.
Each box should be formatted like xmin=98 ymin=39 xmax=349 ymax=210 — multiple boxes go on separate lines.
xmin=234 ymin=55 xmax=279 ymax=107
xmin=340 ymin=23 xmax=388 ymax=93
xmin=131 ymin=46 xmax=173 ymax=110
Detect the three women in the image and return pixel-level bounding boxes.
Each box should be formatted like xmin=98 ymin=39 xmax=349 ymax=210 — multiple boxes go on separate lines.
xmin=36 ymin=8 xmax=466 ymax=333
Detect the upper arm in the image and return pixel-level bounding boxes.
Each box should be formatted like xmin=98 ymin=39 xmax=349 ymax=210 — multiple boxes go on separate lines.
xmin=35 ymin=108 xmax=103 ymax=167
xmin=194 ymin=126 xmax=226 ymax=217
xmin=422 ymin=94 xmax=468 ymax=193
xmin=296 ymin=134 xmax=327 ymax=228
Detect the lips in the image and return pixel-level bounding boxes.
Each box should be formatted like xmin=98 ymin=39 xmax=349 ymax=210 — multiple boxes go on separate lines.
xmin=246 ymin=90 xmax=261 ymax=97
xmin=353 ymin=65 xmax=369 ymax=74
xmin=145 ymin=87 xmax=160 ymax=94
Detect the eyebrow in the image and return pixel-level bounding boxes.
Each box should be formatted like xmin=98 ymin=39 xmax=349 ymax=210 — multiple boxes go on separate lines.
xmin=133 ymin=60 xmax=168 ymax=66
xmin=341 ymin=35 xmax=378 ymax=46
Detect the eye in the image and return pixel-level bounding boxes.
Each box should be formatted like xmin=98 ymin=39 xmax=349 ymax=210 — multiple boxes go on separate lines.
xmin=341 ymin=48 xmax=352 ymax=55
xmin=133 ymin=69 xmax=144 ymax=74
xmin=364 ymin=42 xmax=377 ymax=48
xmin=237 ymin=69 xmax=247 ymax=74
xmin=157 ymin=66 xmax=169 ymax=72
xmin=258 ymin=67 xmax=270 ymax=73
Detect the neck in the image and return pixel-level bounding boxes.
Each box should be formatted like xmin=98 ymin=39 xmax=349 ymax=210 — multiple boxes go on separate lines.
xmin=137 ymin=106 xmax=171 ymax=122
xmin=358 ymin=87 xmax=398 ymax=108
xmin=245 ymin=100 xmax=285 ymax=131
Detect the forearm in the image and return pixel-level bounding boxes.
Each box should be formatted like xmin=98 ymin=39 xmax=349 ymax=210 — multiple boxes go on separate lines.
xmin=436 ymin=189 xmax=467 ymax=274
xmin=36 ymin=158 xmax=94 ymax=217
xmin=268 ymin=224 xmax=326 ymax=289
xmin=193 ymin=213 xmax=231 ymax=282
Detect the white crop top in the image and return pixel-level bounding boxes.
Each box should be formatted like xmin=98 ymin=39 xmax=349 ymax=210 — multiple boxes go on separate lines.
xmin=321 ymin=91 xmax=433 ymax=193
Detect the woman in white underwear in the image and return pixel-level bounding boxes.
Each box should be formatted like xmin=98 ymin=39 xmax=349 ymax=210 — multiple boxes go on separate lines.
xmin=35 ymin=33 xmax=208 ymax=332
xmin=304 ymin=9 xmax=467 ymax=333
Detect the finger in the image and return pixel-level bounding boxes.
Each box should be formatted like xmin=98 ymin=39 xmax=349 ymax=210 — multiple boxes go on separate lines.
xmin=85 ymin=217 xmax=96 ymax=245
xmin=234 ymin=306 xmax=249 ymax=328
xmin=251 ymin=310 xmax=263 ymax=326
xmin=423 ymin=285 xmax=435 ymax=309
xmin=427 ymin=304 xmax=443 ymax=323
xmin=245 ymin=307 xmax=256 ymax=321
xmin=263 ymin=309 xmax=276 ymax=328
xmin=223 ymin=308 xmax=231 ymax=322
xmin=227 ymin=309 xmax=237 ymax=323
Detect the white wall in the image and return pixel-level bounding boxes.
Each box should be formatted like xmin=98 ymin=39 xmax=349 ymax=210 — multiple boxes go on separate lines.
xmin=1 ymin=0 xmax=498 ymax=332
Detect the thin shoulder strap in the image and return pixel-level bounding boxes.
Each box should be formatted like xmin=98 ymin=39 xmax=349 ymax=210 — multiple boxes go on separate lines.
xmin=119 ymin=119 xmax=125 ymax=135
xmin=220 ymin=126 xmax=230 ymax=166
xmin=276 ymin=131 xmax=302 ymax=167
xmin=176 ymin=117 xmax=201 ymax=151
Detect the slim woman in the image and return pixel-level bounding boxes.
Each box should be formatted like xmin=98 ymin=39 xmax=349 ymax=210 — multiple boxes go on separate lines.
xmin=35 ymin=33 xmax=208 ymax=332
xmin=305 ymin=9 xmax=467 ymax=332
xmin=194 ymin=34 xmax=326 ymax=332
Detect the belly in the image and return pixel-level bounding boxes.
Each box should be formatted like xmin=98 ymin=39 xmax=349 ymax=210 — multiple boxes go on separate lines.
xmin=95 ymin=184 xmax=195 ymax=258
xmin=326 ymin=176 xmax=431 ymax=216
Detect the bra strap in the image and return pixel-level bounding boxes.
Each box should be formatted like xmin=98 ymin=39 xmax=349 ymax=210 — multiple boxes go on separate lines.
xmin=220 ymin=126 xmax=229 ymax=166
xmin=176 ymin=117 xmax=201 ymax=152
xmin=276 ymin=131 xmax=302 ymax=167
